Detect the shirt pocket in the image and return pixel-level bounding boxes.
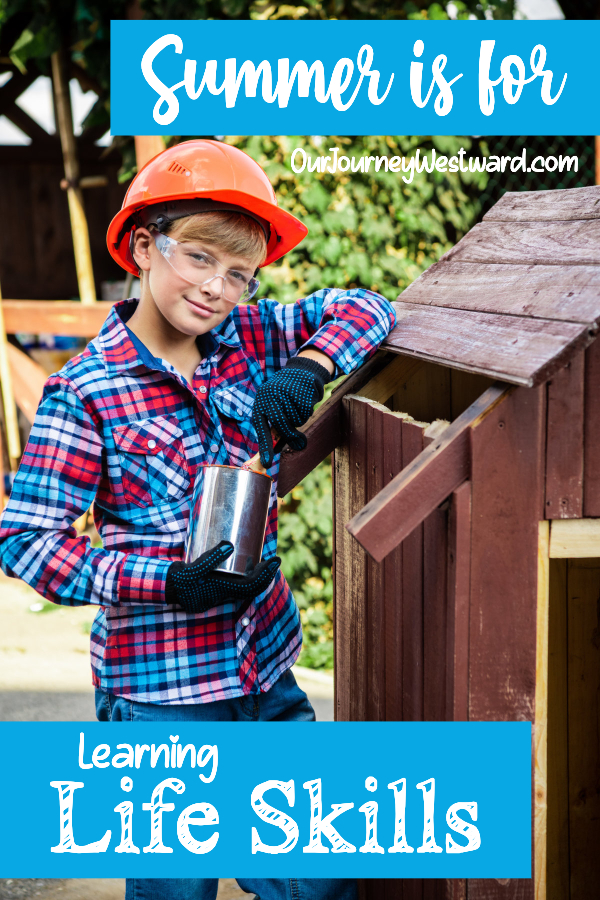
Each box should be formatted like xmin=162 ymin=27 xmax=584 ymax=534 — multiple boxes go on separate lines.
xmin=113 ymin=415 xmax=190 ymax=508
xmin=212 ymin=380 xmax=258 ymax=465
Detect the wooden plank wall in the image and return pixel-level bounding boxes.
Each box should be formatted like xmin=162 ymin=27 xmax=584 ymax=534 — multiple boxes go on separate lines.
xmin=583 ymin=338 xmax=600 ymax=516
xmin=0 ymin=152 xmax=126 ymax=299
xmin=545 ymin=357 xmax=584 ymax=518
xmin=468 ymin=384 xmax=546 ymax=900
xmin=334 ymin=394 xmax=468 ymax=900
xmin=335 ymin=374 xmax=548 ymax=900
xmin=546 ymin=340 xmax=600 ymax=519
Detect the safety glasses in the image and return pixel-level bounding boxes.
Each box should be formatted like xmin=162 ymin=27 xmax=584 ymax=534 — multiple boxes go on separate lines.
xmin=153 ymin=232 xmax=260 ymax=304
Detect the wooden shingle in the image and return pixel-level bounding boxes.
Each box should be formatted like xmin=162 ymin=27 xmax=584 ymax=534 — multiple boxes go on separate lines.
xmin=382 ymin=185 xmax=600 ymax=387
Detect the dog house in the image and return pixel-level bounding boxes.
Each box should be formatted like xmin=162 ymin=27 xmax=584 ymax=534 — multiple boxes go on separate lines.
xmin=279 ymin=184 xmax=600 ymax=900
xmin=1 ymin=181 xmax=598 ymax=900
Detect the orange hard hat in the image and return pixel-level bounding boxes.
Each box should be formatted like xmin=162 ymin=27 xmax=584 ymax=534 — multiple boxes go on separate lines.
xmin=107 ymin=140 xmax=308 ymax=275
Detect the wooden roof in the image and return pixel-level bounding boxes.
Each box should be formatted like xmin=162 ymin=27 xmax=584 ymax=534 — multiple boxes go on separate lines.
xmin=382 ymin=185 xmax=600 ymax=387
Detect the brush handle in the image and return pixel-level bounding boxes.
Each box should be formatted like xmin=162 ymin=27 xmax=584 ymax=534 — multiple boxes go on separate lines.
xmin=242 ymin=431 xmax=287 ymax=475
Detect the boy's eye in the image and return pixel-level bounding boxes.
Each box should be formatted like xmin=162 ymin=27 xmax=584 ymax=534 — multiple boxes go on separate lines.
xmin=230 ymin=270 xmax=248 ymax=284
xmin=188 ymin=252 xmax=210 ymax=264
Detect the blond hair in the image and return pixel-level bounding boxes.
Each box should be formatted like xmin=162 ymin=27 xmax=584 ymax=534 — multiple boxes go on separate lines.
xmin=168 ymin=211 xmax=267 ymax=266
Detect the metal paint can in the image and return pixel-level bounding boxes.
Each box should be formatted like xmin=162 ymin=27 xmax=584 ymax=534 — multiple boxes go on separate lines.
xmin=185 ymin=464 xmax=273 ymax=575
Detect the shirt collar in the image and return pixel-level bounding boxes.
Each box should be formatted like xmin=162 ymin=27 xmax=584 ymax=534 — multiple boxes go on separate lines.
xmin=97 ymin=298 xmax=240 ymax=376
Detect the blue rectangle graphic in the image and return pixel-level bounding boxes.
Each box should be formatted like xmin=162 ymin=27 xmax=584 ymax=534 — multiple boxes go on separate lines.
xmin=0 ymin=721 xmax=530 ymax=878
xmin=110 ymin=20 xmax=600 ymax=137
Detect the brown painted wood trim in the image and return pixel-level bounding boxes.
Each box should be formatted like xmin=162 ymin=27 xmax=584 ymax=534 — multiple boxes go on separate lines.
xmin=277 ymin=352 xmax=391 ymax=498
xmin=467 ymin=383 xmax=545 ymax=900
xmin=401 ymin=419 xmax=426 ymax=726
xmin=545 ymin=354 xmax=585 ymax=519
xmin=346 ymin=384 xmax=512 ymax=562
xmin=583 ymin=338 xmax=600 ymax=516
xmin=383 ymin=302 xmax=596 ymax=388
xmin=447 ymin=482 xmax=472 ymax=723
xmin=423 ymin=504 xmax=449 ymax=722
xmin=382 ymin=412 xmax=405 ymax=723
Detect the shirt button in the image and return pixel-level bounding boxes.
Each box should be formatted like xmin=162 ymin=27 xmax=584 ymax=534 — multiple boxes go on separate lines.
xmin=199 ymin=386 xmax=207 ymax=394
xmin=147 ymin=439 xmax=156 ymax=450
xmin=241 ymin=617 xmax=250 ymax=627
xmin=210 ymin=444 xmax=219 ymax=453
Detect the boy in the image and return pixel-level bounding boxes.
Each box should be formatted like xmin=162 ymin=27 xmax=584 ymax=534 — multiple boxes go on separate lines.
xmin=0 ymin=140 xmax=396 ymax=900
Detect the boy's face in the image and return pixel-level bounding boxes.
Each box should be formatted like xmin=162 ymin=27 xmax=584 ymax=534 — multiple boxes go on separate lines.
xmin=132 ymin=227 xmax=259 ymax=337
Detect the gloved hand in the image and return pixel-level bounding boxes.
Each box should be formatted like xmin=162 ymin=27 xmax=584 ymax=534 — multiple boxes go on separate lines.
xmin=165 ymin=540 xmax=281 ymax=615
xmin=251 ymin=356 xmax=332 ymax=468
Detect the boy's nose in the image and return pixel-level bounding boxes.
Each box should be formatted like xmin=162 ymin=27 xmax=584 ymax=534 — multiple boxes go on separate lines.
xmin=199 ymin=273 xmax=226 ymax=299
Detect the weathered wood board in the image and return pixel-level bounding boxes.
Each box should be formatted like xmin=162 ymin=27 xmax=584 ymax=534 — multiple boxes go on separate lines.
xmin=385 ymin=186 xmax=600 ymax=390
xmin=446 ymin=482 xmax=471 ymax=723
xmin=383 ymin=302 xmax=594 ymax=388
xmin=583 ymin=338 xmax=600 ymax=516
xmin=483 ymin=185 xmax=600 ymax=222
xmin=401 ymin=418 xmax=426 ymax=725
xmin=467 ymin=385 xmax=546 ymax=900
xmin=346 ymin=384 xmax=510 ymax=562
xmin=401 ymin=261 xmax=600 ymax=324
xmin=545 ymin=353 xmax=584 ymax=519
xmin=445 ymin=220 xmax=600 ymax=268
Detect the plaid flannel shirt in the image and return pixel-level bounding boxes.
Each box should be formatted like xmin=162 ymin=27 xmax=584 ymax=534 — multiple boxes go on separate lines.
xmin=0 ymin=290 xmax=395 ymax=704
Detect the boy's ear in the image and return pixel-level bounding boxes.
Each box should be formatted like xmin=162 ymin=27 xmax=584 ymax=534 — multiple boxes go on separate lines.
xmin=131 ymin=227 xmax=152 ymax=273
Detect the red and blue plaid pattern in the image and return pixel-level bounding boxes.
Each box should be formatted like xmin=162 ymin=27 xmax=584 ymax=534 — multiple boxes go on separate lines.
xmin=0 ymin=290 xmax=395 ymax=704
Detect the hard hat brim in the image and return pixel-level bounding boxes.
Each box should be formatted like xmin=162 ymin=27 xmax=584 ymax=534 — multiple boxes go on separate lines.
xmin=107 ymin=188 xmax=308 ymax=276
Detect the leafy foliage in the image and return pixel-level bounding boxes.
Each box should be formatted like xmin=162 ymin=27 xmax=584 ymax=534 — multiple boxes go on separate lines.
xmin=277 ymin=459 xmax=334 ymax=670
xmin=226 ymin=135 xmax=487 ymax=303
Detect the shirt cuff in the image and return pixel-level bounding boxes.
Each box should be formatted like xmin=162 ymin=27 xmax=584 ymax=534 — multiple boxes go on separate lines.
xmin=118 ymin=553 xmax=172 ymax=604
xmin=300 ymin=325 xmax=377 ymax=377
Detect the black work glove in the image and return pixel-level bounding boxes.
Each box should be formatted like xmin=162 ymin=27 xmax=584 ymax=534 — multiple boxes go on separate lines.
xmin=165 ymin=540 xmax=281 ymax=615
xmin=251 ymin=356 xmax=332 ymax=468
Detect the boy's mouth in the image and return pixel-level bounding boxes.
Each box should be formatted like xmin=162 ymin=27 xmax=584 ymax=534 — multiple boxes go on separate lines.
xmin=183 ymin=295 xmax=215 ymax=319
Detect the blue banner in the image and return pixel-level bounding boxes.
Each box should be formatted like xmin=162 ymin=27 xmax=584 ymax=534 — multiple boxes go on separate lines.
xmin=0 ymin=721 xmax=530 ymax=878
xmin=110 ymin=20 xmax=599 ymax=136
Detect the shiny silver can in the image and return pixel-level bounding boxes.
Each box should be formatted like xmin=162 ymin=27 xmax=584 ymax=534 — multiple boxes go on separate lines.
xmin=185 ymin=465 xmax=273 ymax=576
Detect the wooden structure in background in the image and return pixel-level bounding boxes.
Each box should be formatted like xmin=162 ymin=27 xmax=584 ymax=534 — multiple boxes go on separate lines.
xmin=278 ymin=185 xmax=600 ymax=900
xmin=51 ymin=49 xmax=98 ymax=305
xmin=0 ymin=63 xmax=126 ymax=300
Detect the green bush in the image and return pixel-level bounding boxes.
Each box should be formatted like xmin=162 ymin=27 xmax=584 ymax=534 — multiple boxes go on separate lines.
xmin=277 ymin=459 xmax=334 ymax=671
xmin=225 ymin=135 xmax=488 ymax=303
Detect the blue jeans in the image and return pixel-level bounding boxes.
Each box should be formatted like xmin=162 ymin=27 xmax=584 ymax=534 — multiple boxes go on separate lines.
xmin=95 ymin=670 xmax=357 ymax=900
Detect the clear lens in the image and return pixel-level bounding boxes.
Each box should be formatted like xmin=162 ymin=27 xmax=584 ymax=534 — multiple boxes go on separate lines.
xmin=154 ymin=233 xmax=259 ymax=303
